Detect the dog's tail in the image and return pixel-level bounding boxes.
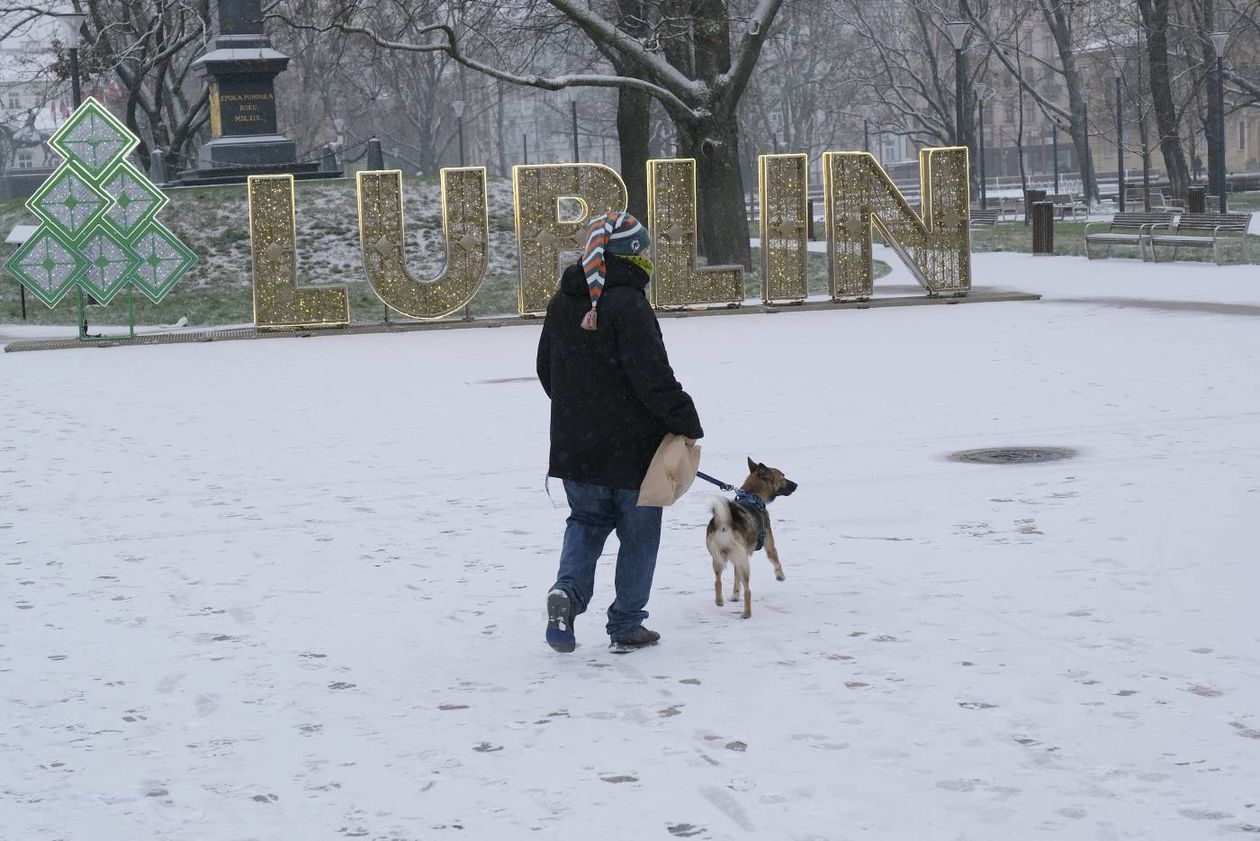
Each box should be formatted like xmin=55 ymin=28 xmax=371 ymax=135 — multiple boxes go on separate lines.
xmin=710 ymin=498 xmax=732 ymax=532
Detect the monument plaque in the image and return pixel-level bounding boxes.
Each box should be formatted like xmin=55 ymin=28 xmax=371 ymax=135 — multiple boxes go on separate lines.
xmin=210 ymin=81 xmax=278 ymax=137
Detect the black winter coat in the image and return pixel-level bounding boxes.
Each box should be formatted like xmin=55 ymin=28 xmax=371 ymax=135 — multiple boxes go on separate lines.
xmin=537 ymin=255 xmax=703 ymax=491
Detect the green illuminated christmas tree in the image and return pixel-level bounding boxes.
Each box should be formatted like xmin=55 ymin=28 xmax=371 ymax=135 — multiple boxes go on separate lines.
xmin=4 ymin=97 xmax=196 ymax=309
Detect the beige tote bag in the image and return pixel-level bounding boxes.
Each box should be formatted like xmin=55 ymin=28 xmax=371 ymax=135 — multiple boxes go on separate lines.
xmin=637 ymin=434 xmax=701 ymax=507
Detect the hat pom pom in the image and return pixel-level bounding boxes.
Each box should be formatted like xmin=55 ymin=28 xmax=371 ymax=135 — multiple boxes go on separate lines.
xmin=580 ymin=308 xmax=598 ymax=331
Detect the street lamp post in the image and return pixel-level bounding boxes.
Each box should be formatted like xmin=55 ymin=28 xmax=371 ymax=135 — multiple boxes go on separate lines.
xmin=1114 ymin=62 xmax=1125 ymax=212
xmin=54 ymin=9 xmax=90 ymax=337
xmin=945 ymin=21 xmax=971 ymax=150
xmin=1210 ymin=31 xmax=1229 ymax=213
xmin=570 ymin=100 xmax=580 ymax=162
xmin=975 ymin=83 xmax=988 ymax=209
xmin=451 ymin=100 xmax=466 ymax=167
xmin=1051 ymin=121 xmax=1060 ymax=194
xmin=864 ymin=118 xmax=870 ymax=154
xmin=53 ymin=10 xmax=86 ymax=108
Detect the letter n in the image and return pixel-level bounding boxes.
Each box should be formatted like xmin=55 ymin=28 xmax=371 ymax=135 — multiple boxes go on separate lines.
xmin=822 ymin=147 xmax=970 ymax=300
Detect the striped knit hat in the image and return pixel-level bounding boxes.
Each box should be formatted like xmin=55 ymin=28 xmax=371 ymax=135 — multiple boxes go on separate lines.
xmin=579 ymin=211 xmax=650 ymax=331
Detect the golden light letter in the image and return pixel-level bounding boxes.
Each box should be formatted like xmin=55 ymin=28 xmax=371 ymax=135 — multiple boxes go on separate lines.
xmin=822 ymin=147 xmax=971 ymax=301
xmin=357 ymin=167 xmax=489 ymax=319
xmin=647 ymin=158 xmax=744 ymax=308
xmin=513 ymin=163 xmax=627 ymax=316
xmin=248 ymin=174 xmax=350 ymax=329
xmin=758 ymin=153 xmax=809 ymax=304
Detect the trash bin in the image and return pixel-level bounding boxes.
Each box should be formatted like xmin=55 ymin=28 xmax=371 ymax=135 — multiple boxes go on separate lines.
xmin=1188 ymin=186 xmax=1206 ymax=214
xmin=1032 ymin=201 xmax=1055 ymax=255
xmin=1024 ymin=189 xmax=1047 ymax=225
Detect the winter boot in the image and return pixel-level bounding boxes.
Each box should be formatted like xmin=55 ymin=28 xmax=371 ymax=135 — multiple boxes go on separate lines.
xmin=609 ymin=626 xmax=660 ymax=651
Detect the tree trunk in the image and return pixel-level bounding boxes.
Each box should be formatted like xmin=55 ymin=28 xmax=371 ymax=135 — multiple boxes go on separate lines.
xmin=683 ymin=0 xmax=750 ymax=268
xmin=617 ymin=87 xmax=651 ymax=219
xmin=1137 ymin=0 xmax=1189 ymax=200
xmin=613 ymin=0 xmax=651 ymax=219
xmin=1066 ymin=98 xmax=1095 ymax=203
xmin=1191 ymin=0 xmax=1223 ymax=199
xmin=678 ymin=115 xmax=751 ymax=269
xmin=954 ymin=0 xmax=978 ymax=195
xmin=496 ymin=81 xmax=508 ymax=177
xmin=1041 ymin=1 xmax=1097 ymax=201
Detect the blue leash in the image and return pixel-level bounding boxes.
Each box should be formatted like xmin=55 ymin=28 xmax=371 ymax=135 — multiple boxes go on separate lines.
xmin=696 ymin=471 xmax=767 ymax=551
xmin=696 ymin=470 xmax=735 ymax=493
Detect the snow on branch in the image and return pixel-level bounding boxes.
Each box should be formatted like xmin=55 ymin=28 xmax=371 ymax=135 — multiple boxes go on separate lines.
xmin=718 ymin=0 xmax=785 ymax=101
xmin=269 ymin=14 xmax=702 ymax=119
xmin=539 ymin=0 xmax=708 ymax=103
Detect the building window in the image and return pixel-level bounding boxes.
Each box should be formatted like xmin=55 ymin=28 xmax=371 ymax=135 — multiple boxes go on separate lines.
xmin=16 ymin=150 xmax=34 ymax=169
xmin=7 ymin=92 xmax=19 ymax=108
xmin=1239 ymin=120 xmax=1246 ymax=152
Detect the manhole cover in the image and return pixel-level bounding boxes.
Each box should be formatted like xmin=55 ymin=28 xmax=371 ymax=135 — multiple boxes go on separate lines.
xmin=950 ymin=447 xmax=1077 ymax=465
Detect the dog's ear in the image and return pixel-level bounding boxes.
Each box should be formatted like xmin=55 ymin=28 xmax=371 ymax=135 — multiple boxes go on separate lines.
xmin=758 ymin=462 xmax=769 ymax=472
xmin=747 ymin=456 xmax=757 ymax=473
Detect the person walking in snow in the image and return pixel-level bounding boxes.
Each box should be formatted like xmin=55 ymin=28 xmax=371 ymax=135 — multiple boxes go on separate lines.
xmin=536 ymin=211 xmax=703 ymax=652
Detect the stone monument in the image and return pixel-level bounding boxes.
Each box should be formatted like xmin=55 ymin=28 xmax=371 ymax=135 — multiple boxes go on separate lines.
xmin=180 ymin=0 xmax=329 ymax=183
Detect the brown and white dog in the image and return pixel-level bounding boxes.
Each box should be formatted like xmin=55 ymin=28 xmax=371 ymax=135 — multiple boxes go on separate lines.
xmin=706 ymin=458 xmax=798 ymax=619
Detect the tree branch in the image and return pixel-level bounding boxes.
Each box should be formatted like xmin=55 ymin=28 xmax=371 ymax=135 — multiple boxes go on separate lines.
xmin=268 ymin=14 xmax=702 ymax=119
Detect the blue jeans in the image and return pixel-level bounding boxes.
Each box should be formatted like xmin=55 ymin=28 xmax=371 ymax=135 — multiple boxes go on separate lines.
xmin=551 ymin=480 xmax=663 ymax=640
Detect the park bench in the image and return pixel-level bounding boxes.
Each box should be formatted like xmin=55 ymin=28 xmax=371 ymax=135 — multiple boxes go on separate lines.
xmin=1147 ymin=213 xmax=1252 ymax=265
xmin=1083 ymin=212 xmax=1176 ymax=261
xmin=1051 ymin=193 xmax=1088 ymax=220
xmin=997 ymin=197 xmax=1024 ymax=221
xmin=969 ymin=208 xmax=1000 ymax=227
xmin=1124 ymin=188 xmax=1182 ymax=212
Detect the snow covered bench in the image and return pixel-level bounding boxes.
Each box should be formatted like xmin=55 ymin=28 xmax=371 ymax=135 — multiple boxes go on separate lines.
xmin=1083 ymin=212 xmax=1176 ymax=261
xmin=995 ymin=197 xmax=1023 ymax=220
xmin=1050 ymin=193 xmax=1088 ymax=220
xmin=969 ymin=208 xmax=1000 ymax=227
xmin=1147 ymin=213 xmax=1252 ymax=265
xmin=1124 ymin=188 xmax=1183 ymax=212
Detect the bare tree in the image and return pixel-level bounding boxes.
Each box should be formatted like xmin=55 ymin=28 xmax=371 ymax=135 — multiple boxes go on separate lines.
xmin=962 ymin=0 xmax=1102 ymax=201
xmin=742 ymin=3 xmax=864 ymax=162
xmin=1134 ymin=0 xmax=1189 ymax=199
xmin=1221 ymin=0 xmax=1260 ymax=106
xmin=274 ymin=0 xmax=786 ymax=268
xmin=71 ymin=0 xmax=211 ymax=171
xmin=0 ymin=9 xmax=63 ymax=173
xmin=831 ymin=1 xmax=975 ymax=149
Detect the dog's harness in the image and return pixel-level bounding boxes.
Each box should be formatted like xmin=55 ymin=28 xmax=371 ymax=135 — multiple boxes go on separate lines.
xmin=697 ymin=471 xmax=768 ymax=551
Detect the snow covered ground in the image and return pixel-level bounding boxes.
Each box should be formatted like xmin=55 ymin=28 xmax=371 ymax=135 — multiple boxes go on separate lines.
xmin=2 ymin=250 xmax=1258 ymax=840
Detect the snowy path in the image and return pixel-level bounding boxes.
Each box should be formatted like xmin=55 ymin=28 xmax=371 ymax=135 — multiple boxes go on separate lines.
xmin=2 ymin=252 xmax=1258 ymax=840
